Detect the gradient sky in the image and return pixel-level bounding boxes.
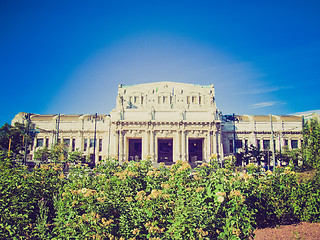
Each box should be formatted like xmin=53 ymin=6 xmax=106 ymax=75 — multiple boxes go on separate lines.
xmin=1 ymin=0 xmax=320 ymax=126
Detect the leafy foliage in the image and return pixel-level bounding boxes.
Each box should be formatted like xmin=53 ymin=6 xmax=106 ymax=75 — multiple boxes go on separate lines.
xmin=34 ymin=147 xmax=51 ymax=163
xmin=0 ymin=122 xmax=33 ymax=158
xmin=303 ymin=118 xmax=320 ymax=172
xmin=0 ymin=154 xmax=319 ymax=239
xmin=68 ymin=149 xmax=85 ymax=163
xmin=50 ymin=143 xmax=68 ymax=163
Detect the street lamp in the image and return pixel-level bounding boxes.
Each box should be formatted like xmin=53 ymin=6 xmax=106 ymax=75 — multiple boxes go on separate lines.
xmin=92 ymin=113 xmax=98 ymax=167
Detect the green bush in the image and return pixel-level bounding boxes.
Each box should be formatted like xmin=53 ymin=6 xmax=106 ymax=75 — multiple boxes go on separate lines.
xmin=0 ymin=153 xmax=319 ymax=239
xmin=0 ymin=153 xmax=66 ymax=238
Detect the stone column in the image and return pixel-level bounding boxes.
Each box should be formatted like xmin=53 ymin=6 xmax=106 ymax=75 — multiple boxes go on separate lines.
xmin=208 ymin=131 xmax=213 ymax=159
xmin=143 ymin=131 xmax=149 ymax=160
xmin=213 ymin=131 xmax=217 ymax=154
xmin=119 ymin=130 xmax=123 ymax=162
xmin=114 ymin=131 xmax=119 ymax=159
xmin=150 ymin=131 xmax=155 ymax=162
xmin=175 ymin=131 xmax=181 ymax=161
xmin=178 ymin=130 xmax=182 ymax=160
xmin=217 ymin=131 xmax=223 ymax=160
xmin=181 ymin=131 xmax=186 ymax=161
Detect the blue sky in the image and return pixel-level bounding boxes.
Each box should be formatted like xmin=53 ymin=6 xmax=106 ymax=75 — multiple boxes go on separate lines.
xmin=1 ymin=0 xmax=320 ymax=126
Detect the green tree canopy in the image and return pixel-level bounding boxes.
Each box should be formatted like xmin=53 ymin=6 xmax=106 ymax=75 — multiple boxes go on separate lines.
xmin=50 ymin=143 xmax=68 ymax=163
xmin=34 ymin=147 xmax=51 ymax=163
xmin=303 ymin=118 xmax=320 ymax=172
xmin=0 ymin=122 xmax=32 ymax=157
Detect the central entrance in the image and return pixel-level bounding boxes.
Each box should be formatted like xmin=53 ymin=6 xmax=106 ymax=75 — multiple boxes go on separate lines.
xmin=188 ymin=138 xmax=203 ymax=163
xmin=158 ymin=138 xmax=173 ymax=163
xmin=128 ymin=138 xmax=142 ymax=161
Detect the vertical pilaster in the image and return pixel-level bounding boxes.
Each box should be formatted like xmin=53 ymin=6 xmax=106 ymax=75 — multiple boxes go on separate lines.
xmin=119 ymin=130 xmax=124 ymax=162
xmin=150 ymin=131 xmax=155 ymax=162
xmin=213 ymin=131 xmax=217 ymax=154
xmin=181 ymin=131 xmax=186 ymax=161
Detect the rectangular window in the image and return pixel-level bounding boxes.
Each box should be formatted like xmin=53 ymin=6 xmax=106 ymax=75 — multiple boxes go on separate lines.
xmin=99 ymin=139 xmax=102 ymax=152
xmin=235 ymin=139 xmax=243 ymax=149
xmin=90 ymin=139 xmax=95 ymax=148
xmin=63 ymin=138 xmax=70 ymax=147
xmin=291 ymin=140 xmax=298 ymax=149
xmin=245 ymin=139 xmax=248 ymax=147
xmin=192 ymin=96 xmax=196 ymax=103
xmin=72 ymin=139 xmax=76 ymax=151
xmin=84 ymin=139 xmax=87 ymax=151
xmin=45 ymin=138 xmax=49 ymax=148
xmin=99 ymin=156 xmax=102 ymax=161
xmin=163 ymin=96 xmax=168 ymax=103
xmin=199 ymin=96 xmax=201 ymax=105
xmin=263 ymin=140 xmax=270 ymax=150
xmin=257 ymin=140 xmax=261 ymax=150
xmin=36 ymin=138 xmax=43 ymax=147
xmin=187 ymin=96 xmax=190 ymax=104
xmin=229 ymin=139 xmax=233 ymax=153
xmin=141 ymin=96 xmax=144 ymax=104
xmin=284 ymin=139 xmax=288 ymax=146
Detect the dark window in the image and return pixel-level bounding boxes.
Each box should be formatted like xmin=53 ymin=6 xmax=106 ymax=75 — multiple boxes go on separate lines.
xmin=90 ymin=139 xmax=95 ymax=148
xmin=229 ymin=139 xmax=233 ymax=153
xmin=129 ymin=139 xmax=142 ymax=161
xmin=99 ymin=139 xmax=102 ymax=152
xmin=163 ymin=96 xmax=168 ymax=103
xmin=158 ymin=139 xmax=173 ymax=163
xmin=72 ymin=139 xmax=76 ymax=151
xmin=84 ymin=139 xmax=87 ymax=151
xmin=284 ymin=139 xmax=288 ymax=146
xmin=45 ymin=138 xmax=49 ymax=148
xmin=188 ymin=139 xmax=203 ymax=162
xmin=245 ymin=139 xmax=248 ymax=147
xmin=99 ymin=156 xmax=102 ymax=161
xmin=291 ymin=140 xmax=298 ymax=149
xmin=257 ymin=140 xmax=261 ymax=150
xmin=263 ymin=140 xmax=270 ymax=150
xmin=235 ymin=140 xmax=243 ymax=148
xmin=36 ymin=138 xmax=43 ymax=147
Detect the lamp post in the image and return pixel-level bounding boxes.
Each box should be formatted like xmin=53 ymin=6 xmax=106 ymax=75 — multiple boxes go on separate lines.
xmin=270 ymin=114 xmax=276 ymax=170
xmin=93 ymin=113 xmax=98 ymax=167
xmin=23 ymin=113 xmax=31 ymax=165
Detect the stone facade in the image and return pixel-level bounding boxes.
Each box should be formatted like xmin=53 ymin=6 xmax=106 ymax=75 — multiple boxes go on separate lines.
xmin=12 ymin=81 xmax=306 ymax=165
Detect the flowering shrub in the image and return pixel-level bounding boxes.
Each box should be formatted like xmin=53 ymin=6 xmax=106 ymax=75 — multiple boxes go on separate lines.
xmin=0 ymin=153 xmax=319 ymax=239
xmin=0 ymin=153 xmax=66 ymax=238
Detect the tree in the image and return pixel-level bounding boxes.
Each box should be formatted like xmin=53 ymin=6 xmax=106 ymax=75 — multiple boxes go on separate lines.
xmin=34 ymin=147 xmax=51 ymax=163
xmin=303 ymin=118 xmax=320 ymax=172
xmin=280 ymin=146 xmax=302 ymax=167
xmin=236 ymin=145 xmax=263 ymax=166
xmin=0 ymin=122 xmax=33 ymax=158
xmin=68 ymin=150 xmax=85 ymax=163
xmin=50 ymin=143 xmax=68 ymax=163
